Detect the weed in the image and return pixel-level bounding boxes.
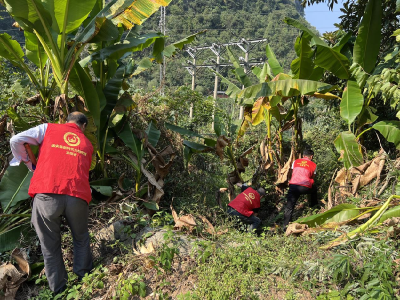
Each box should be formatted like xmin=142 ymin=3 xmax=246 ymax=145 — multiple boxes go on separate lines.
xmin=149 ymin=229 xmax=178 ymax=273
xmin=112 ymin=274 xmax=146 ymax=300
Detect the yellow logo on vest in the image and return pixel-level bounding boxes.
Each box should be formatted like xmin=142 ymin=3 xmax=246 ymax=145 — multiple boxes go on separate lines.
xmin=298 ymin=160 xmax=309 ymax=167
xmin=244 ymin=192 xmax=255 ymax=204
xmin=64 ymin=132 xmax=81 ymax=147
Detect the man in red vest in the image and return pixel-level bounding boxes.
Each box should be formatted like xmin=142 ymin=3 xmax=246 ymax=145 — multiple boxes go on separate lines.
xmin=10 ymin=112 xmax=93 ymax=294
xmin=227 ymin=186 xmax=266 ymax=231
xmin=283 ymin=149 xmax=318 ymax=228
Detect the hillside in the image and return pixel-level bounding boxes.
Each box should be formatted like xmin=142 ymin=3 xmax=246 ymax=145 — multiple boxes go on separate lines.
xmin=133 ymin=0 xmax=316 ymax=94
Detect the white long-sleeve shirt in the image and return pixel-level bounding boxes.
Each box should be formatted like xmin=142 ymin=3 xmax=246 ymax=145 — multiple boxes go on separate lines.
xmin=10 ymin=124 xmax=48 ymax=171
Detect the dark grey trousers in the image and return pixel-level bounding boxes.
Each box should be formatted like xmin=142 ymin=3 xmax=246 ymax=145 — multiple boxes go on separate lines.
xmin=31 ymin=193 xmax=93 ymax=293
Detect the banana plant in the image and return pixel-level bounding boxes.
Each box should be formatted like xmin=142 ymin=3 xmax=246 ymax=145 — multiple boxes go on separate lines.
xmin=284 ymin=0 xmax=399 ymax=169
xmin=0 ymin=0 xmax=173 ymax=126
xmin=217 ymin=44 xmax=338 ymax=183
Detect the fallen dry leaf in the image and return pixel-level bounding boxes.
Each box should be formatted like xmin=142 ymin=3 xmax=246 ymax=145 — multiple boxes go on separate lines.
xmin=285 ymin=223 xmax=308 ymax=236
xmin=133 ymin=242 xmax=155 ymax=255
xmin=198 ymin=215 xmax=216 ymax=235
xmin=0 ymin=249 xmax=30 ymax=300
xmin=171 ymin=205 xmax=196 ymax=231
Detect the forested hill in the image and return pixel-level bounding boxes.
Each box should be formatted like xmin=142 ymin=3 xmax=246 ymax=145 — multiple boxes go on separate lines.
xmin=134 ymin=0 xmax=316 ymax=93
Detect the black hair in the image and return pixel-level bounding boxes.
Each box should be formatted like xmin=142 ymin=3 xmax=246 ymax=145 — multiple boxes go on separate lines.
xmin=67 ymin=112 xmax=88 ymax=127
xmin=257 ymin=187 xmax=266 ymax=197
xmin=303 ymin=149 xmax=314 ymax=157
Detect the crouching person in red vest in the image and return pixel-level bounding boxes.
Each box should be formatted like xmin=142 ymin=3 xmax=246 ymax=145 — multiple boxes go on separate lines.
xmin=10 ymin=112 xmax=93 ymax=294
xmin=227 ymin=186 xmax=266 ymax=231
xmin=283 ymin=149 xmax=318 ymax=229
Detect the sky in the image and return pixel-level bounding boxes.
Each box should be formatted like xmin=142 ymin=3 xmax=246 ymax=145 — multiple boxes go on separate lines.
xmin=304 ymin=2 xmax=344 ymax=34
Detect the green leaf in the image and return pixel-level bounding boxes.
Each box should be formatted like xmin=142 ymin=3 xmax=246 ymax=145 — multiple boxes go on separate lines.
xmin=333 ymin=32 xmax=352 ymax=51
xmin=133 ymin=58 xmax=153 ymax=76
xmin=315 ymin=46 xmax=351 ymax=80
xmin=265 ymin=44 xmax=283 ymax=76
xmin=143 ymin=201 xmax=159 ymax=211
xmin=340 ymin=80 xmax=364 ymax=125
xmin=253 ymin=63 xmax=273 ymax=83
xmin=357 ymin=106 xmax=378 ymax=129
xmin=7 ymin=107 xmax=31 ymax=131
xmin=227 ymin=47 xmax=252 ymax=88
xmin=165 ymin=123 xmax=204 ymax=138
xmin=334 ymin=131 xmax=363 ymax=169
xmin=291 ymin=33 xmax=314 ymax=79
xmin=115 ymin=116 xmax=143 ymax=160
xmin=372 ymin=121 xmax=400 ymax=149
xmin=159 ymin=31 xmax=206 ymax=59
xmin=69 ymin=64 xmax=100 ymax=128
xmin=239 ymin=79 xmax=335 ymax=99
xmin=0 ymin=224 xmax=31 ymax=253
xmin=145 ymin=122 xmax=160 ymax=147
xmin=284 ymin=18 xmax=327 ymax=46
xmin=353 ymin=0 xmax=382 ymax=73
xmin=47 ymin=0 xmax=97 ymax=34
xmin=0 ymin=164 xmax=32 ymax=211
xmin=0 ymin=33 xmax=25 ymax=67
xmin=91 ymin=185 xmax=112 ymax=197
xmin=284 ymin=18 xmax=350 ymax=79
xmin=88 ymin=18 xmax=120 ymax=43
xmin=378 ymin=205 xmax=400 ymax=223
xmin=296 ymin=204 xmax=361 ymax=227
xmin=82 ymin=33 xmax=162 ymax=64
xmin=213 ymin=71 xmax=241 ymax=98
xmin=24 ymin=31 xmax=47 ymax=70
xmin=3 ymin=0 xmax=52 ymax=36
xmin=183 ymin=140 xmax=212 ymax=152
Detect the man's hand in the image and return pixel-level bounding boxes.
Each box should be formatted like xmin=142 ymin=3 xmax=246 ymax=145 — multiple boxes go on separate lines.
xmin=23 ymin=160 xmax=35 ymax=172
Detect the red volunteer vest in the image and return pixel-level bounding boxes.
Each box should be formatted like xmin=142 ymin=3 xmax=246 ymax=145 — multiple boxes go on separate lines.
xmin=29 ymin=123 xmax=93 ymax=203
xmin=289 ymin=157 xmax=316 ymax=188
xmin=228 ymin=187 xmax=261 ymax=217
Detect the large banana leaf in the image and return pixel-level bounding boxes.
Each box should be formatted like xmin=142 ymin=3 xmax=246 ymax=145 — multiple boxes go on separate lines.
xmin=334 ymin=131 xmax=363 ymax=169
xmin=107 ymin=0 xmax=172 ymax=29
xmin=69 ymin=64 xmax=101 ymax=128
xmin=0 ymin=164 xmax=32 ymax=211
xmin=3 ymin=0 xmax=52 ymax=36
xmin=0 ymin=33 xmax=25 ymax=67
xmin=43 ymin=0 xmax=97 ymax=34
xmin=291 ymin=33 xmax=314 ymax=80
xmin=114 ymin=115 xmax=143 ymax=161
xmin=296 ymin=203 xmax=365 ymax=227
xmin=353 ymin=0 xmax=382 ymax=73
xmin=238 ymin=79 xmax=335 ymax=99
xmin=145 ymin=122 xmax=161 ymax=147
xmin=80 ymin=33 xmax=163 ymax=65
xmin=285 ymin=17 xmax=351 ymax=79
xmin=315 ymin=46 xmax=351 ymax=80
xmin=372 ymin=121 xmax=400 ymax=149
xmin=340 ymin=80 xmax=364 ymax=126
xmin=265 ymin=45 xmax=283 ymax=76
xmin=0 ymin=224 xmax=31 ymax=253
xmin=24 ymin=31 xmax=48 ymax=70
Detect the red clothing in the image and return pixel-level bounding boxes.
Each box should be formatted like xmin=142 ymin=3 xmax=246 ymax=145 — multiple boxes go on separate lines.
xmin=29 ymin=123 xmax=93 ymax=203
xmin=228 ymin=187 xmax=261 ymax=217
xmin=289 ymin=157 xmax=316 ymax=188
